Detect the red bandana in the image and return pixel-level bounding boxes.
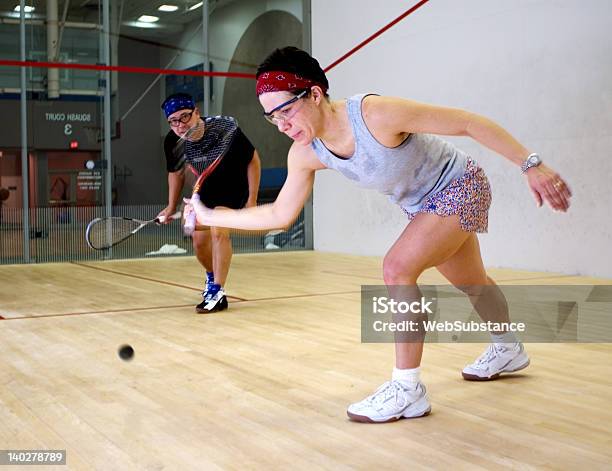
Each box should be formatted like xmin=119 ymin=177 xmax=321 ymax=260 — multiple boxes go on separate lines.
xmin=255 ymin=71 xmax=327 ymax=96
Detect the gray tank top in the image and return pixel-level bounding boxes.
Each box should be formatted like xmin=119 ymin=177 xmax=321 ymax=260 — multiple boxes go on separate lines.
xmin=311 ymin=94 xmax=469 ymax=213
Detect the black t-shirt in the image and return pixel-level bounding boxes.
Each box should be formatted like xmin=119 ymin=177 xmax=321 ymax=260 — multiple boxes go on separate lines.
xmin=164 ymin=119 xmax=255 ymax=209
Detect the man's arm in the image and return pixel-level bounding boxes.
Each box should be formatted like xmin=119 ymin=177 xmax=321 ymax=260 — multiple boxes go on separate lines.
xmin=158 ymin=168 xmax=185 ymax=223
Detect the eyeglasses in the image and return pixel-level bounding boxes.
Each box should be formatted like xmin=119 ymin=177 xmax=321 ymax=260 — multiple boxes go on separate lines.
xmin=168 ymin=110 xmax=194 ymax=127
xmin=262 ymin=89 xmax=309 ymax=125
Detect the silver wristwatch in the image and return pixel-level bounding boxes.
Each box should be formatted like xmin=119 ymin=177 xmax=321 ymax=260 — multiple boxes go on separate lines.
xmin=521 ymin=153 xmax=542 ymax=173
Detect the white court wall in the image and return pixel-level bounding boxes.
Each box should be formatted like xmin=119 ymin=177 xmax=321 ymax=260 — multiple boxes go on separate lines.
xmin=311 ymin=0 xmax=612 ymax=278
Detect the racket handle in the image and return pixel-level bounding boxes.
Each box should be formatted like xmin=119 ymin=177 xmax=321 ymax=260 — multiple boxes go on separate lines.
xmin=183 ymin=194 xmax=199 ymax=236
xmin=156 ymin=211 xmax=181 ymax=224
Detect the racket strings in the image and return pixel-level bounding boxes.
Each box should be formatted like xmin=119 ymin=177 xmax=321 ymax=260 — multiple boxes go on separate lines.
xmin=177 ymin=116 xmax=239 ymax=175
xmin=86 ymin=218 xmax=143 ymax=249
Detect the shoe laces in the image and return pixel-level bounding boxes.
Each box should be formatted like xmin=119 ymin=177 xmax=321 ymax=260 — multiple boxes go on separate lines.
xmin=203 ymin=282 xmax=221 ymax=300
xmin=206 ymin=285 xmax=224 ymax=302
xmin=474 ymin=344 xmax=499 ymax=368
xmin=368 ymin=381 xmax=413 ymax=407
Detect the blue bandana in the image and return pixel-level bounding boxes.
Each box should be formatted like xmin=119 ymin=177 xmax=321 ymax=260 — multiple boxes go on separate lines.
xmin=162 ymin=95 xmax=195 ymax=118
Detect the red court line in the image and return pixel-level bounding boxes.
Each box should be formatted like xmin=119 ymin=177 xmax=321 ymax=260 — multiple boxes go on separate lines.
xmin=324 ymin=0 xmax=431 ymax=72
xmin=319 ymin=270 xmax=576 ymax=284
xmin=69 ymin=261 xmax=248 ymax=301
xmin=1 ymin=290 xmax=360 ymax=320
xmin=0 ymin=59 xmax=255 ymax=79
xmin=234 ymin=289 xmax=360 ymax=304
xmin=1 ymin=303 xmax=194 ymax=320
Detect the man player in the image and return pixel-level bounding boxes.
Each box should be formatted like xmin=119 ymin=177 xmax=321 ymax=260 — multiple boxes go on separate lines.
xmin=159 ymin=93 xmax=260 ymax=313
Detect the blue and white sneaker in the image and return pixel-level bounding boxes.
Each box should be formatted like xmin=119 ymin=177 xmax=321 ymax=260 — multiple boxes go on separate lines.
xmin=196 ymin=284 xmax=228 ymax=314
xmin=196 ymin=272 xmax=216 ymax=312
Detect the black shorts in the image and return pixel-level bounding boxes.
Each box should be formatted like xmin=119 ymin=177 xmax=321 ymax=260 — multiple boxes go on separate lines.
xmin=200 ymin=187 xmax=248 ymax=209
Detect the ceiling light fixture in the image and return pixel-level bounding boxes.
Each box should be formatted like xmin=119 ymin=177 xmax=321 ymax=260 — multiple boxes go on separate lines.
xmin=158 ymin=5 xmax=179 ymax=12
xmin=137 ymin=15 xmax=159 ymax=23
xmin=188 ymin=2 xmax=203 ymax=11
xmin=125 ymin=20 xmax=160 ymax=29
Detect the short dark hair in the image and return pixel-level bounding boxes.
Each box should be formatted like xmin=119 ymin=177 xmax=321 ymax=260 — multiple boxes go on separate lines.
xmin=257 ymin=47 xmax=329 ymax=97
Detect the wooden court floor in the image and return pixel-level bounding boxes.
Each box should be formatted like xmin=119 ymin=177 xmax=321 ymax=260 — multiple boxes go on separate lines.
xmin=1 ymin=251 xmax=611 ymax=470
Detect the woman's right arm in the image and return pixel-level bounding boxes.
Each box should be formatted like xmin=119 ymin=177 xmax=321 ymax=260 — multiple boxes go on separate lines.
xmin=188 ymin=144 xmax=324 ymax=231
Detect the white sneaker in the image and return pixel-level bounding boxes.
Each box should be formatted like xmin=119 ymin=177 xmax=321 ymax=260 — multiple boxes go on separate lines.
xmin=347 ymin=380 xmax=431 ymax=423
xmin=462 ymin=343 xmax=530 ymax=381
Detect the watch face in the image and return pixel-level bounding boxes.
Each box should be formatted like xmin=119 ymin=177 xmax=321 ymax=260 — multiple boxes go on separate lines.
xmin=529 ymin=155 xmax=539 ymax=164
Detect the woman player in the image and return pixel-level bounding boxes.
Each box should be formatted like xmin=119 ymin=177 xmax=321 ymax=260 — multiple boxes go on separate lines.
xmin=184 ymin=47 xmax=572 ymax=423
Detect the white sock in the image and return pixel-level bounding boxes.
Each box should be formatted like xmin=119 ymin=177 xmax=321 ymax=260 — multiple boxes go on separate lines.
xmin=491 ymin=331 xmax=519 ymax=346
xmin=392 ymin=366 xmax=420 ymax=387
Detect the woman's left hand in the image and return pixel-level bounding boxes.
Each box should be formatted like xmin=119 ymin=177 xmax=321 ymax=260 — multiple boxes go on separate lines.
xmin=525 ymin=164 xmax=572 ymax=211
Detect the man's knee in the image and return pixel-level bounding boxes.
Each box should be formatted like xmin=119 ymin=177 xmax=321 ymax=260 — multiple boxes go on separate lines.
xmin=192 ymin=229 xmax=211 ymax=250
xmin=211 ymin=227 xmax=231 ymax=244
